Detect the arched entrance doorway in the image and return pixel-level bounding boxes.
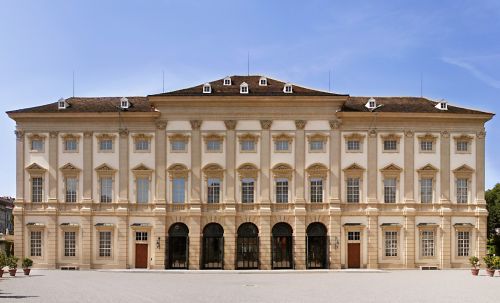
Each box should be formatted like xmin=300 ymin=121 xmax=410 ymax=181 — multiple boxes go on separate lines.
xmin=167 ymin=223 xmax=189 ymax=269
xmin=306 ymin=222 xmax=328 ymax=269
xmin=272 ymin=222 xmax=293 ymax=269
xmin=202 ymin=223 xmax=224 ymax=269
xmin=236 ymin=223 xmax=259 ymax=269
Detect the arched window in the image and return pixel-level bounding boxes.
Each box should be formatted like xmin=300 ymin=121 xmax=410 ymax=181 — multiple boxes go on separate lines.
xmin=271 ymin=222 xmax=293 ymax=269
xmin=167 ymin=223 xmax=189 ymax=269
xmin=306 ymin=222 xmax=328 ymax=269
xmin=236 ymin=223 xmax=259 ymax=269
xmin=202 ymin=223 xmax=224 ymax=269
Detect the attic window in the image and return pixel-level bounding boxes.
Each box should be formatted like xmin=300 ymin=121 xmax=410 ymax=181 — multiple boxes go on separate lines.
xmin=283 ymin=83 xmax=293 ymax=93
xmin=120 ymin=97 xmax=130 ymax=109
xmin=58 ymin=98 xmax=68 ymax=110
xmin=259 ymin=77 xmax=267 ymax=86
xmin=223 ymin=77 xmax=231 ymax=86
xmin=203 ymin=83 xmax=212 ymax=94
xmin=435 ymin=100 xmax=448 ymax=111
xmin=365 ymin=97 xmax=377 ymax=110
xmin=240 ymin=82 xmax=249 ymax=94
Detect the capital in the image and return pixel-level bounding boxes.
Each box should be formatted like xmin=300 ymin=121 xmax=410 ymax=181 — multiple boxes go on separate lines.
xmin=260 ymin=120 xmax=272 ymax=130
xmin=224 ymin=120 xmax=237 ymax=130
xmin=295 ymin=120 xmax=307 ymax=130
xmin=190 ymin=120 xmax=202 ymax=130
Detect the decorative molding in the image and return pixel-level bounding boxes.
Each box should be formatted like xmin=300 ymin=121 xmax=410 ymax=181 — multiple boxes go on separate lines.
xmin=168 ymin=133 xmax=190 ymax=142
xmin=49 ymin=131 xmax=59 ymax=138
xmin=190 ymin=120 xmax=202 ymax=130
xmin=272 ymin=133 xmax=294 ymax=143
xmin=380 ymin=163 xmax=403 ymax=177
xmin=155 ymin=120 xmax=168 ymax=130
xmin=404 ymin=130 xmax=414 ymax=138
xmin=417 ymin=133 xmax=438 ymax=142
xmin=27 ymin=133 xmax=46 ymax=140
xmin=224 ymin=120 xmax=237 ymax=130
xmin=452 ymin=164 xmax=474 ymax=177
xmin=295 ymin=120 xmax=307 ymax=130
xmin=26 ymin=163 xmax=47 ymax=174
xmin=95 ymin=163 xmax=117 ymax=174
xmin=61 ymin=133 xmax=81 ymax=141
xmin=477 ymin=130 xmax=486 ymax=139
xmin=238 ymin=133 xmax=259 ymax=141
xmin=417 ymin=163 xmax=439 ymax=177
xmin=453 ymin=134 xmax=474 ymax=142
xmin=329 ymin=119 xmax=342 ymax=130
xmin=96 ymin=133 xmax=116 ymax=140
xmin=60 ymin=163 xmax=81 ymax=175
xmin=202 ymin=163 xmax=225 ymax=179
xmin=343 ymin=133 xmax=366 ymax=140
xmin=342 ymin=163 xmax=366 ymax=176
xmin=131 ymin=133 xmax=153 ymax=140
xmin=14 ymin=130 xmax=25 ymax=140
xmin=307 ymin=133 xmax=328 ymax=142
xmin=368 ymin=129 xmax=377 ymax=137
xmin=380 ymin=133 xmax=402 ymax=141
xmin=83 ymin=131 xmax=93 ymax=138
xmin=167 ymin=163 xmax=190 ymax=179
xmin=237 ymin=163 xmax=259 ymax=179
xmin=131 ymin=163 xmax=154 ymax=176
xmin=203 ymin=133 xmax=224 ymax=142
xmin=441 ymin=131 xmax=450 ymax=138
xmin=271 ymin=163 xmax=294 ymax=178
xmin=119 ymin=128 xmax=129 ymax=138
xmin=306 ymin=163 xmax=329 ymax=178
xmin=260 ymin=120 xmax=272 ymax=130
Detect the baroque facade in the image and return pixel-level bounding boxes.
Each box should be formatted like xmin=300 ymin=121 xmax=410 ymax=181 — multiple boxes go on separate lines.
xmin=6 ymin=75 xmax=493 ymax=270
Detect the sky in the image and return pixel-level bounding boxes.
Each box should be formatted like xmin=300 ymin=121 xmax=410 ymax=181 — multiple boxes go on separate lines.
xmin=0 ymin=0 xmax=499 ymax=196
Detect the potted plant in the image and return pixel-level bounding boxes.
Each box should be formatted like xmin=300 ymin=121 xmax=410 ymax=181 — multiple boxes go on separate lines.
xmin=469 ymin=256 xmax=480 ymax=276
xmin=495 ymin=257 xmax=500 ymax=277
xmin=0 ymin=251 xmax=6 ymax=278
xmin=7 ymin=256 xmax=19 ymax=277
xmin=483 ymin=255 xmax=496 ymax=277
xmin=22 ymin=258 xmax=33 ymax=276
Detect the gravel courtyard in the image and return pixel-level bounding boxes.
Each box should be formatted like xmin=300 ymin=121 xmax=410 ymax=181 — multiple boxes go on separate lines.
xmin=1 ymin=269 xmax=498 ymax=303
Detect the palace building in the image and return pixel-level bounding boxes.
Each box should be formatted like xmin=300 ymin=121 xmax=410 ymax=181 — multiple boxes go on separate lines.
xmin=6 ymin=75 xmax=493 ymax=270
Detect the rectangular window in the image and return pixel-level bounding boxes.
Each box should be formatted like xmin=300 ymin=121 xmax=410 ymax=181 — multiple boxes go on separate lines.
xmin=135 ymin=231 xmax=148 ymax=241
xmin=99 ymin=231 xmax=112 ymax=257
xmin=456 ymin=178 xmax=468 ymax=204
xmin=384 ymin=178 xmax=397 ymax=203
xmin=420 ymin=141 xmax=433 ymax=151
xmin=384 ymin=140 xmax=397 ymax=151
xmin=276 ymin=178 xmax=288 ymax=203
xmin=65 ymin=177 xmax=77 ymax=203
xmin=385 ymin=231 xmax=398 ymax=257
xmin=64 ymin=231 xmax=76 ymax=257
xmin=240 ymin=140 xmax=255 ymax=152
xmin=347 ymin=140 xmax=360 ymax=151
xmin=241 ymin=178 xmax=255 ymax=203
xmin=457 ymin=141 xmax=468 ymax=152
xmin=30 ymin=231 xmax=42 ymax=257
xmin=206 ymin=140 xmax=221 ymax=152
xmin=421 ymin=231 xmax=435 ymax=257
xmin=100 ymin=177 xmax=112 ymax=203
xmin=309 ymin=141 xmax=324 ymax=151
xmin=172 ymin=178 xmax=185 ymax=203
xmin=135 ymin=140 xmax=149 ymax=151
xmin=136 ymin=177 xmax=150 ymax=203
xmin=207 ymin=178 xmax=220 ymax=203
xmin=32 ymin=177 xmax=43 ymax=203
xmin=420 ymin=178 xmax=433 ymax=203
xmin=347 ymin=178 xmax=360 ymax=203
xmin=347 ymin=231 xmax=360 ymax=241
xmin=171 ymin=140 xmax=186 ymax=151
xmin=31 ymin=139 xmax=44 ymax=152
xmin=457 ymin=231 xmax=470 ymax=257
xmin=310 ymin=178 xmax=323 ymax=203
xmin=64 ymin=139 xmax=77 ymax=151
xmin=275 ymin=140 xmax=289 ymax=151
xmin=99 ymin=139 xmax=113 ymax=151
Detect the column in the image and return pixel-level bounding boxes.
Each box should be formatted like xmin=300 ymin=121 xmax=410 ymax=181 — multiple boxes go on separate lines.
xmin=152 ymin=213 xmax=166 ymax=269
xmin=328 ymin=214 xmax=342 ymax=269
xmin=155 ymin=120 xmax=167 ymax=203
xmin=440 ymin=213 xmax=452 ymax=268
xmin=80 ymin=214 xmax=92 ymax=269
xmin=224 ymin=120 xmax=237 ymax=203
xmin=476 ymin=214 xmax=488 ymax=262
xmin=190 ymin=120 xmax=202 ymax=203
xmin=404 ymin=211 xmax=416 ymax=269
xmin=46 ymin=211 xmax=57 ymax=268
xmin=329 ymin=120 xmax=342 ymax=203
xmin=223 ymin=216 xmax=236 ymax=269
xmin=367 ymin=130 xmax=378 ymax=203
xmin=48 ymin=131 xmax=58 ymax=202
xmin=188 ymin=214 xmax=201 ymax=269
xmin=367 ymin=212 xmax=378 ymax=269
xmin=118 ymin=129 xmax=129 ymax=203
xmin=259 ymin=215 xmax=272 ymax=269
xmin=13 ymin=130 xmax=25 ymax=259
xmin=82 ymin=132 xmax=93 ymax=202
xmin=294 ymin=215 xmax=306 ymax=269
xmin=404 ymin=130 xmax=415 ymax=202
xmin=440 ymin=131 xmax=450 ymax=203
xmin=260 ymin=120 xmax=272 ymax=203
xmin=117 ymin=214 xmax=128 ymax=268
xmin=475 ymin=130 xmax=486 ymax=204
xmin=294 ymin=120 xmax=306 ymax=203
xmin=13 ymin=210 xmax=24 ymax=259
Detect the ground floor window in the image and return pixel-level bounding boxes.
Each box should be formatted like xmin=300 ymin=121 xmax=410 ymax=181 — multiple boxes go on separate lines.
xmin=384 ymin=231 xmax=398 ymax=257
xmin=30 ymin=231 xmax=42 ymax=257
xmin=457 ymin=231 xmax=470 ymax=257
xmin=99 ymin=231 xmax=112 ymax=257
xmin=347 ymin=231 xmax=360 ymax=241
xmin=64 ymin=231 xmax=76 ymax=257
xmin=421 ymin=231 xmax=434 ymax=257
xmin=135 ymin=231 xmax=148 ymax=242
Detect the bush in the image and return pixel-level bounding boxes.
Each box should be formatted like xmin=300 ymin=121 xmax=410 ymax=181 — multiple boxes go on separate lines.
xmin=483 ymin=255 xmax=496 ymax=270
xmin=0 ymin=251 xmax=6 ymax=269
xmin=22 ymin=257 xmax=33 ymax=268
xmin=7 ymin=256 xmax=19 ymax=269
xmin=469 ymin=256 xmax=480 ymax=269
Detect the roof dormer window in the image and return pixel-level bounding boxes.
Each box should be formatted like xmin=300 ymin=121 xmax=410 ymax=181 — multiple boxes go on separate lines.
xmin=283 ymin=83 xmax=293 ymax=93
xmin=223 ymin=77 xmax=231 ymax=86
xmin=435 ymin=100 xmax=448 ymax=111
xmin=259 ymin=77 xmax=267 ymax=86
xmin=203 ymin=83 xmax=212 ymax=94
xmin=365 ymin=97 xmax=377 ymax=110
xmin=120 ymin=97 xmax=129 ymax=109
xmin=240 ymin=82 xmax=249 ymax=94
xmin=58 ymin=98 xmax=68 ymax=110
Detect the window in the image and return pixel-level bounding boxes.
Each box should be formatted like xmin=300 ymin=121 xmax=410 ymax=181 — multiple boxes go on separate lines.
xmin=457 ymin=231 xmax=470 ymax=257
xmin=420 ymin=141 xmax=433 ymax=152
xmin=99 ymin=231 xmax=112 ymax=257
xmin=171 ymin=140 xmax=186 ymax=152
xmin=275 ymin=140 xmax=289 ymax=151
xmin=206 ymin=140 xmax=221 ymax=152
xmin=58 ymin=98 xmax=67 ymax=109
xmin=347 ymin=140 xmax=360 ymax=151
xmin=240 ymin=83 xmax=249 ymax=94
xmin=135 ymin=139 xmax=149 ymax=151
xmin=203 ymin=83 xmax=211 ymax=93
xmin=30 ymin=231 xmax=42 ymax=257
xmin=284 ymin=84 xmax=293 ymax=93
xmin=64 ymin=231 xmax=76 ymax=257
xmin=456 ymin=178 xmax=468 ymax=204
xmin=223 ymin=78 xmax=231 ymax=85
xmin=310 ymin=178 xmax=323 ymax=203
xmin=100 ymin=177 xmax=113 ymax=203
xmin=64 ymin=139 xmax=77 ymax=152
xmin=385 ymin=231 xmax=398 ymax=257
xmin=100 ymin=139 xmax=113 ymax=151
xmin=135 ymin=231 xmax=148 ymax=241
xmin=420 ymin=178 xmax=433 ymax=203
xmin=207 ymin=178 xmax=220 ymax=203
xmin=309 ymin=140 xmax=324 ymax=151
xmin=276 ymin=178 xmax=288 ymax=203
xmin=384 ymin=140 xmax=397 ymax=151
xmin=32 ymin=177 xmax=43 ymax=203
xmin=347 ymin=178 xmax=360 ymax=203
xmin=384 ymin=178 xmax=396 ymax=203
xmin=120 ymin=97 xmax=129 ymax=109
xmin=241 ymin=178 xmax=255 ymax=203
xmin=65 ymin=177 xmax=77 ymax=203
xmin=240 ymin=140 xmax=255 ymax=152
xmin=172 ymin=178 xmax=185 ymax=203
xmin=259 ymin=78 xmax=267 ymax=86
xmin=31 ymin=139 xmax=44 ymax=152
xmin=421 ymin=231 xmax=434 ymax=257
xmin=136 ymin=177 xmax=150 ymax=203
xmin=456 ymin=141 xmax=468 ymax=152
xmin=347 ymin=231 xmax=360 ymax=241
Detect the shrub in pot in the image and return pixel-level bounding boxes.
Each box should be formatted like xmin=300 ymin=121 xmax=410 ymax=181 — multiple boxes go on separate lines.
xmin=7 ymin=256 xmax=19 ymax=277
xmin=468 ymin=256 xmax=480 ymax=276
xmin=0 ymin=251 xmax=6 ymax=278
xmin=495 ymin=257 xmax=500 ymax=277
xmin=483 ymin=255 xmax=496 ymax=277
xmin=22 ymin=258 xmax=33 ymax=276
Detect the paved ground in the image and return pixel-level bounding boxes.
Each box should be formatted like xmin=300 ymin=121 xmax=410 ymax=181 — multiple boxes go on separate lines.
xmin=0 ymin=269 xmax=498 ymax=303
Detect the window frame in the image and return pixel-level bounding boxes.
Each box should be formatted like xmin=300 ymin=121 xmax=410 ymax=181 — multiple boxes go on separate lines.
xmin=96 ymin=134 xmax=116 ymax=153
xmin=30 ymin=230 xmax=43 ymax=257
xmin=272 ymin=133 xmax=293 ymax=153
xmin=344 ymin=133 xmax=365 ymax=153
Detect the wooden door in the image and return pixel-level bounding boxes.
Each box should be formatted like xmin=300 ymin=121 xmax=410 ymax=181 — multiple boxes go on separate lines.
xmin=347 ymin=243 xmax=360 ymax=268
xmin=135 ymin=244 xmax=148 ymax=268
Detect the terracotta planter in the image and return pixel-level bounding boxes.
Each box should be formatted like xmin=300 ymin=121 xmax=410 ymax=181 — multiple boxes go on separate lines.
xmin=486 ymin=268 xmax=495 ymax=277
xmin=9 ymin=269 xmax=17 ymax=277
xmin=23 ymin=268 xmax=31 ymax=276
xmin=471 ymin=268 xmax=479 ymax=276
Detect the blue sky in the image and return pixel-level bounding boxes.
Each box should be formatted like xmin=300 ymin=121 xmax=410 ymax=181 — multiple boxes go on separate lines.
xmin=0 ymin=0 xmax=498 ymax=196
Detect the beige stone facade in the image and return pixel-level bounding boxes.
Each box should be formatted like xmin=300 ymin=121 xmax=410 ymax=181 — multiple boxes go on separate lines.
xmin=7 ymin=76 xmax=493 ymax=270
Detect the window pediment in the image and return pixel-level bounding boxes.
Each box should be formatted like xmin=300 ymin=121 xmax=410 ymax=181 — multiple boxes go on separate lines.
xmin=306 ymin=163 xmax=329 ymax=178
xmin=28 ymin=133 xmax=46 ymax=140
xmin=203 ymin=133 xmax=224 ymax=142
xmin=96 ymin=133 xmax=116 ymax=140
xmin=60 ymin=163 xmax=81 ymax=175
xmin=343 ymin=133 xmax=365 ymax=141
xmin=453 ymin=134 xmax=474 ymax=142
xmin=343 ymin=163 xmax=365 ymax=173
xmin=26 ymin=163 xmax=47 ymax=174
xmin=380 ymin=163 xmax=403 ymax=176
xmin=272 ymin=133 xmax=294 ymax=142
xmin=238 ymin=133 xmax=259 ymax=141
xmin=202 ymin=163 xmax=224 ymax=179
xmin=132 ymin=133 xmax=153 ymax=140
xmin=272 ymin=163 xmax=294 ymax=178
xmin=417 ymin=164 xmax=439 ymax=175
xmin=417 ymin=133 xmax=438 ymax=142
xmin=307 ymin=133 xmax=328 ymax=142
xmin=169 ymin=133 xmax=190 ymax=142
xmin=167 ymin=163 xmax=189 ymax=179
xmin=237 ymin=163 xmax=259 ymax=179
xmin=61 ymin=133 xmax=81 ymax=141
xmin=453 ymin=164 xmax=474 ymax=177
xmin=95 ymin=163 xmax=117 ymax=174
xmin=131 ymin=163 xmax=153 ymax=176
xmin=380 ymin=133 xmax=402 ymax=141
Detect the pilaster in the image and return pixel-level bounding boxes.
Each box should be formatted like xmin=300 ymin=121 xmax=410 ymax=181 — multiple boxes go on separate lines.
xmin=190 ymin=120 xmax=202 ymax=203
xmin=475 ymin=130 xmax=486 ymax=204
xmin=440 ymin=131 xmax=450 ymax=203
xmin=329 ymin=120 xmax=341 ymax=203
xmin=293 ymin=212 xmax=306 ymax=269
xmin=260 ymin=120 xmax=272 ymax=203
xmin=15 ymin=130 xmax=25 ymax=202
xmin=46 ymin=212 xmax=57 ymax=268
xmin=80 ymin=214 xmax=92 ymax=269
xmin=328 ymin=212 xmax=341 ymax=269
xmin=152 ymin=212 xmax=166 ymax=269
xmin=367 ymin=130 xmax=378 ymax=203
xmin=48 ymin=131 xmax=58 ymax=202
xmin=188 ymin=214 xmax=201 ymax=269
xmin=155 ymin=120 xmax=167 ymax=203
xmin=223 ymin=215 xmax=236 ymax=269
xmin=13 ymin=208 xmax=24 ymax=259
xmin=366 ymin=212 xmax=378 ymax=269
xmin=82 ymin=132 xmax=93 ymax=202
xmin=404 ymin=130 xmax=415 ymax=202
xmin=224 ymin=120 xmax=237 ymax=203
xmin=259 ymin=213 xmax=272 ymax=269
xmin=118 ymin=129 xmax=129 ymax=203
xmin=117 ymin=214 xmax=128 ymax=268
xmin=294 ymin=120 xmax=306 ymax=203
xmin=404 ymin=208 xmax=416 ymax=268
xmin=440 ymin=212 xmax=452 ymax=268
